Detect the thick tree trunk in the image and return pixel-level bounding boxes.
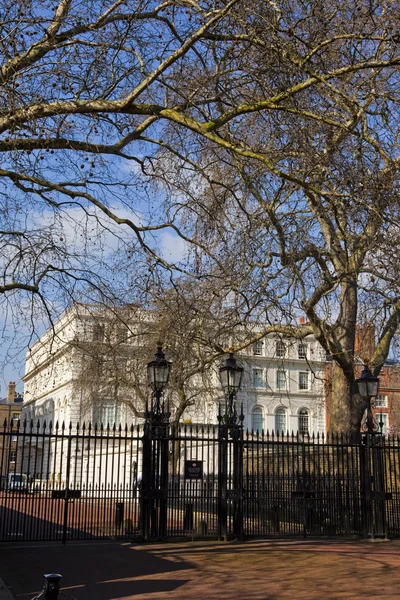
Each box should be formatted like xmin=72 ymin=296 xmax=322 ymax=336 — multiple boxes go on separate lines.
xmin=330 ymin=361 xmax=365 ymax=437
xmin=327 ymin=275 xmax=367 ymax=436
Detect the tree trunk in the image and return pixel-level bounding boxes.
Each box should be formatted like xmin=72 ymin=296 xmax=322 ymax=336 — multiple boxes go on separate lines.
xmin=330 ymin=361 xmax=365 ymax=437
xmin=327 ymin=275 xmax=367 ymax=436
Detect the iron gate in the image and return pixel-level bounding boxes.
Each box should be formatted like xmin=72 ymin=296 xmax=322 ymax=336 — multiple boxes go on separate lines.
xmin=0 ymin=414 xmax=399 ymax=542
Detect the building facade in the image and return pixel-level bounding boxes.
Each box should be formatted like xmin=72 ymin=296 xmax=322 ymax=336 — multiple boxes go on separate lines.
xmin=22 ymin=305 xmax=141 ymax=428
xmin=236 ymin=334 xmax=326 ymax=435
xmin=23 ymin=306 xmax=327 ymax=435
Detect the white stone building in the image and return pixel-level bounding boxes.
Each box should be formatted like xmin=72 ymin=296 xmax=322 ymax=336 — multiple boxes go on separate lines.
xmin=22 ymin=305 xmax=141 ymax=428
xmin=237 ymin=334 xmax=326 ymax=435
xmin=22 ymin=306 xmax=327 ymax=435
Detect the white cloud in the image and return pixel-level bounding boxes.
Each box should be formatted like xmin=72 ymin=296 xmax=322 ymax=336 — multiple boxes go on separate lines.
xmin=158 ymin=231 xmax=188 ymax=263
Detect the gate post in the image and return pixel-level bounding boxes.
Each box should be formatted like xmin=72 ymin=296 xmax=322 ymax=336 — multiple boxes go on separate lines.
xmin=360 ymin=432 xmax=388 ymax=539
xmin=218 ymin=402 xmax=244 ymax=541
xmin=140 ymin=417 xmax=152 ymax=541
xmin=140 ymin=346 xmax=171 ymax=541
xmin=62 ymin=427 xmax=73 ymax=546
xmin=360 ymin=433 xmax=373 ymax=538
xmin=371 ymin=434 xmax=388 ymax=538
xmin=217 ymin=353 xmax=244 ymax=542
xmin=140 ymin=400 xmax=170 ymax=541
xmin=230 ymin=408 xmax=244 ymax=541
xmin=217 ymin=409 xmax=228 ymax=541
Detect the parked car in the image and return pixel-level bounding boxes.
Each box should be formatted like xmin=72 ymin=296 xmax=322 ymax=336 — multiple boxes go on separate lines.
xmin=8 ymin=473 xmax=28 ymax=492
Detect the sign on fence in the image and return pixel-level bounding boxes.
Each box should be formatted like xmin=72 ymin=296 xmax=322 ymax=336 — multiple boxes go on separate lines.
xmin=184 ymin=460 xmax=203 ymax=479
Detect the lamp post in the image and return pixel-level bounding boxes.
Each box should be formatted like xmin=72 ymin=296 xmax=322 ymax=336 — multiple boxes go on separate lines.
xmin=356 ymin=364 xmax=380 ymax=437
xmin=218 ymin=353 xmax=244 ymax=426
xmin=356 ymin=364 xmax=386 ymax=539
xmin=218 ymin=352 xmax=244 ymax=541
xmin=146 ymin=345 xmax=172 ymax=420
xmin=142 ymin=345 xmax=171 ymax=540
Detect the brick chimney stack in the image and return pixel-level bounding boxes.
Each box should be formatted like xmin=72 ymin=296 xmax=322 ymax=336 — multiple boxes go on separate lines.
xmin=7 ymin=382 xmax=16 ymax=403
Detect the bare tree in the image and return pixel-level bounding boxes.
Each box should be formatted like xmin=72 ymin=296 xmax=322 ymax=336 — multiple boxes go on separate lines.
xmin=1 ymin=1 xmax=400 ymax=432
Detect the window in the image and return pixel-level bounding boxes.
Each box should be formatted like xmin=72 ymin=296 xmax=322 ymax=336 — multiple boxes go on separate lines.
xmin=93 ymin=403 xmax=122 ymax=427
xmin=276 ymin=369 xmax=287 ymax=390
xmin=253 ymin=341 xmax=263 ymax=356
xmin=92 ymin=323 xmax=105 ymax=342
xmin=9 ymin=451 xmax=16 ymax=463
xmin=276 ymin=340 xmax=286 ymax=358
xmin=12 ymin=413 xmax=19 ymax=422
xmin=376 ymin=412 xmax=389 ymax=435
xmin=374 ymin=395 xmax=388 ymax=409
xmin=299 ymin=409 xmax=309 ymax=435
xmin=275 ymin=408 xmax=286 ymax=435
xmin=299 ymin=371 xmax=309 ymax=391
xmin=252 ymin=368 xmax=264 ymax=388
xmin=116 ymin=325 xmax=128 ymax=343
xmin=252 ymin=407 xmax=263 ymax=433
xmin=298 ymin=343 xmax=307 ymax=359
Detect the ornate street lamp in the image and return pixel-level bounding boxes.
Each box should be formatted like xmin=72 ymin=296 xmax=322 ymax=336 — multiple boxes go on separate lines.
xmin=219 ymin=353 xmax=243 ymax=425
xmin=356 ymin=364 xmax=380 ymax=436
xmin=147 ymin=345 xmax=172 ymax=415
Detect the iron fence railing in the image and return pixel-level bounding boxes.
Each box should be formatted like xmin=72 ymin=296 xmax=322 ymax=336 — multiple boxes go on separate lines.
xmin=0 ymin=418 xmax=400 ymax=542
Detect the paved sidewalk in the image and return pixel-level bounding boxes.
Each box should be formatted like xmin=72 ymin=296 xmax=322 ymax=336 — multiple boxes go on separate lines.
xmin=0 ymin=538 xmax=400 ymax=599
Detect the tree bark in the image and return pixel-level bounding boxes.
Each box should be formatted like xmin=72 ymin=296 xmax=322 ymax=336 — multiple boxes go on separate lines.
xmin=330 ymin=361 xmax=365 ymax=437
xmin=328 ymin=276 xmax=366 ymax=435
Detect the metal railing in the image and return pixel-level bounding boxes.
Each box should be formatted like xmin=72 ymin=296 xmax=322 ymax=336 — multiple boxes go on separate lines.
xmin=0 ymin=417 xmax=399 ymax=542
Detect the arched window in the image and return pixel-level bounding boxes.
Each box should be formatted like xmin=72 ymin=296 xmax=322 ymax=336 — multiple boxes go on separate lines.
xmin=275 ymin=407 xmax=286 ymax=435
xmin=252 ymin=407 xmax=263 ymax=433
xmin=299 ymin=408 xmax=309 ymax=435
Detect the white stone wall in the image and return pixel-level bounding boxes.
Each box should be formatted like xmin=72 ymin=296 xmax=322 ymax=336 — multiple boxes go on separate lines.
xmin=237 ymin=333 xmax=326 ymax=434
xmin=23 ymin=308 xmax=328 ymax=434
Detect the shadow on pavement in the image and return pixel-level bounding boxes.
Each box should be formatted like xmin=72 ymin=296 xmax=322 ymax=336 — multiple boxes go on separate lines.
xmin=0 ymin=542 xmax=191 ymax=599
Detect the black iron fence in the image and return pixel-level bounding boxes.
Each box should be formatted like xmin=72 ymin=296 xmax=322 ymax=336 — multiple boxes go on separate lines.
xmin=0 ymin=414 xmax=399 ymax=543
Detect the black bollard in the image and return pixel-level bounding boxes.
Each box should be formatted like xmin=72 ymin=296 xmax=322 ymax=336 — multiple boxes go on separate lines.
xmin=43 ymin=574 xmax=62 ymax=599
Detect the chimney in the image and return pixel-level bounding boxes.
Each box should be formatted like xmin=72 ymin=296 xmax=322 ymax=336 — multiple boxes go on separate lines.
xmin=7 ymin=382 xmax=16 ymax=403
xmin=299 ymin=317 xmax=305 ymax=325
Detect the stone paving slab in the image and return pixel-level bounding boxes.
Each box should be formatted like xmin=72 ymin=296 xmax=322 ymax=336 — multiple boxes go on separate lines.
xmin=0 ymin=539 xmax=399 ymax=599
